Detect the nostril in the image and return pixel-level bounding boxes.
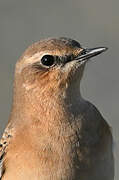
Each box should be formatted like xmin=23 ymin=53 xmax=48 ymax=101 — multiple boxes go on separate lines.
xmin=80 ymin=49 xmax=87 ymax=55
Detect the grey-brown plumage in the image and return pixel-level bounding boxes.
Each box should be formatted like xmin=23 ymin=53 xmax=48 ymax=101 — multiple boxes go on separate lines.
xmin=0 ymin=37 xmax=114 ymax=179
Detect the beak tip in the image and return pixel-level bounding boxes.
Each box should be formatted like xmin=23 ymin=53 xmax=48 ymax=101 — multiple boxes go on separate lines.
xmin=101 ymin=47 xmax=108 ymax=52
xmin=75 ymin=46 xmax=108 ymax=62
xmin=87 ymin=46 xmax=108 ymax=57
xmin=93 ymin=47 xmax=108 ymax=54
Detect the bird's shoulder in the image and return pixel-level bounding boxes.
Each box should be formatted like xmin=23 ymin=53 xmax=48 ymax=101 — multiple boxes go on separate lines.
xmin=83 ymin=100 xmax=111 ymax=127
xmin=83 ymin=100 xmax=112 ymax=140
xmin=75 ymin=100 xmax=114 ymax=179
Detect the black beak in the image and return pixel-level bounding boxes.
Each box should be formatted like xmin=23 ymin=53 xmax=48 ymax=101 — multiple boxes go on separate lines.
xmin=75 ymin=47 xmax=108 ymax=62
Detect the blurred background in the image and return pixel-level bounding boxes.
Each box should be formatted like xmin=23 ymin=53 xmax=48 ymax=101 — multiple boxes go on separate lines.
xmin=0 ymin=0 xmax=118 ymax=179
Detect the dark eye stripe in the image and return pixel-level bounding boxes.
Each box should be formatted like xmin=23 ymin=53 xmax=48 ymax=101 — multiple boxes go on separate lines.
xmin=32 ymin=54 xmax=75 ymax=70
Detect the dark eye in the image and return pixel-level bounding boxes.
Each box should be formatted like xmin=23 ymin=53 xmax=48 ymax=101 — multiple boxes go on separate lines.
xmin=41 ymin=55 xmax=55 ymax=67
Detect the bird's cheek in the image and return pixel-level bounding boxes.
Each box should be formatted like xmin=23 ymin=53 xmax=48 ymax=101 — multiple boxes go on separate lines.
xmin=17 ymin=68 xmax=37 ymax=92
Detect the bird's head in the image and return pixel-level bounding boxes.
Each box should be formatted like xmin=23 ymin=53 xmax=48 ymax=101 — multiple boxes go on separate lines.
xmin=15 ymin=37 xmax=107 ymax=98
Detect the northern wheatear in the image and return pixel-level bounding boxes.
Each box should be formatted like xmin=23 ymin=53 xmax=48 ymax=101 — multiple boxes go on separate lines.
xmin=0 ymin=37 xmax=114 ymax=180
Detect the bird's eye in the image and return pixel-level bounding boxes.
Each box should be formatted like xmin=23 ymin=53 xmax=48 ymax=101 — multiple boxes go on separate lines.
xmin=41 ymin=55 xmax=55 ymax=67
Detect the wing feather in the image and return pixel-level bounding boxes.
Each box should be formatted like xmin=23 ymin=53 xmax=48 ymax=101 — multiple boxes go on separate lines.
xmin=0 ymin=124 xmax=13 ymax=179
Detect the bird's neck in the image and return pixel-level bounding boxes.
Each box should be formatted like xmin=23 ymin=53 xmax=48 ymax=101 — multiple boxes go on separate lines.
xmin=9 ymin=78 xmax=84 ymax=131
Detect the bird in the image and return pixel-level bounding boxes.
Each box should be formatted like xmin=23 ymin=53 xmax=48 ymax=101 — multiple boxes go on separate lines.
xmin=0 ymin=37 xmax=114 ymax=180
